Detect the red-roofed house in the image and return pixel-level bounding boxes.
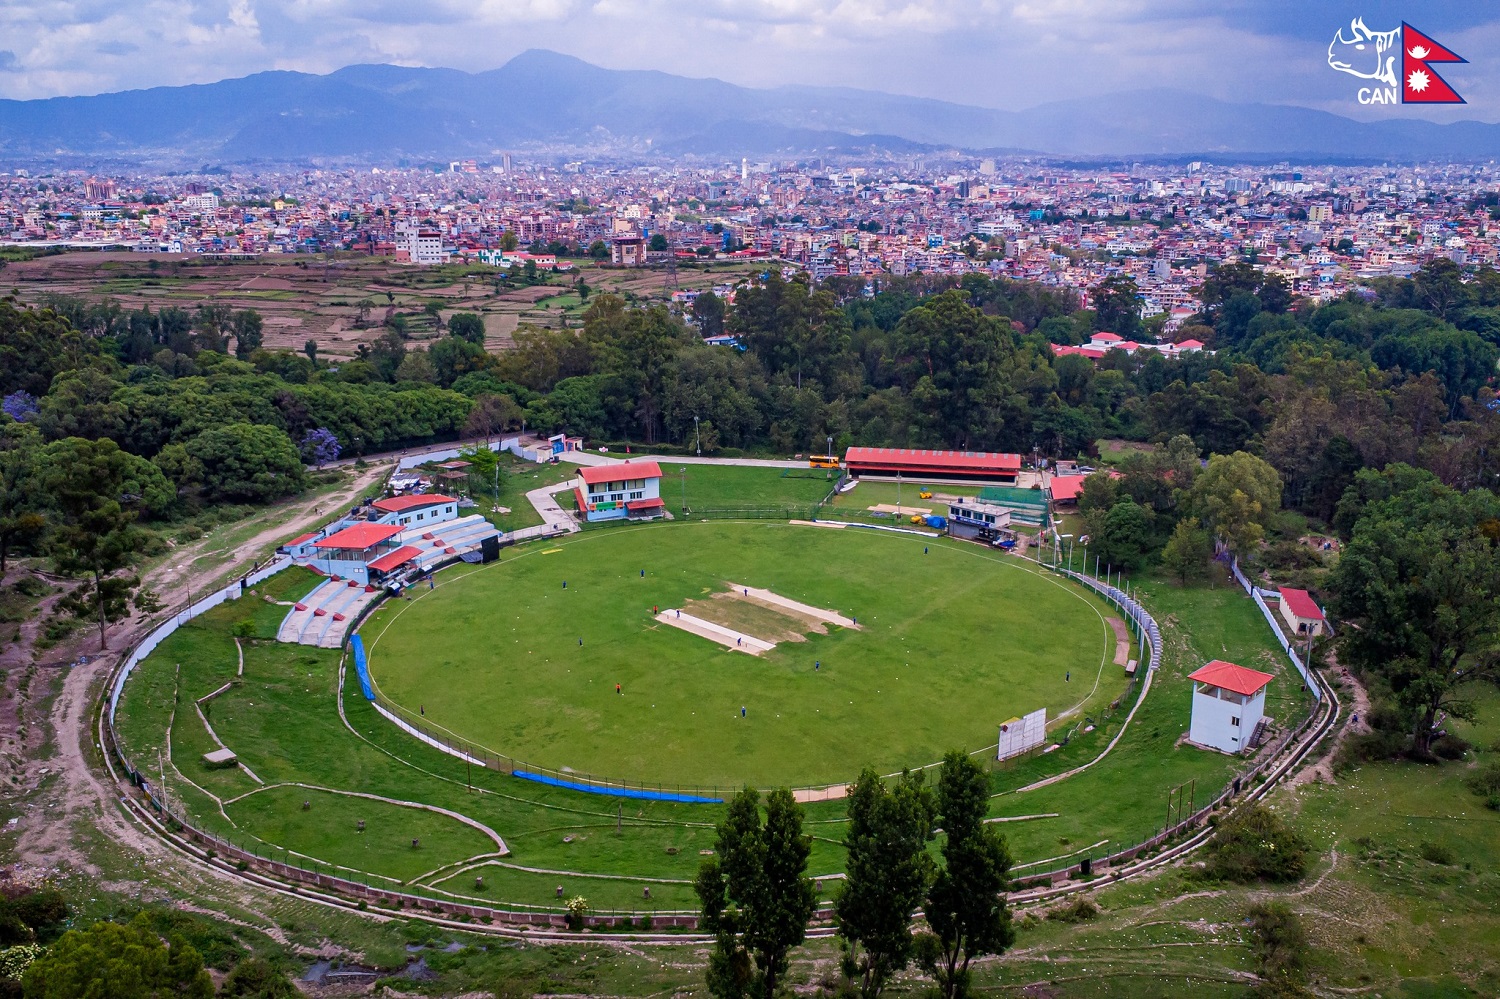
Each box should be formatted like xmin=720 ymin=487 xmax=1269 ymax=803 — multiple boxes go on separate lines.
xmin=370 ymin=493 xmax=459 ymax=529
xmin=1188 ymin=660 xmax=1274 ymax=754
xmin=575 ymin=460 xmax=664 ymax=522
xmin=1276 ymin=587 xmax=1326 ymax=638
xmin=308 ymin=522 xmax=405 ymax=584
xmin=1048 ymin=474 xmax=1089 ymax=506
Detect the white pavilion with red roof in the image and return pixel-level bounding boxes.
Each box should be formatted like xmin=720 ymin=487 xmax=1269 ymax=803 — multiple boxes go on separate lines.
xmin=1187 ymin=659 xmax=1274 ymax=755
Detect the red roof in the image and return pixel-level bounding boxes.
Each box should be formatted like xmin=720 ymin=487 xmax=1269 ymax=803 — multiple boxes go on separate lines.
xmin=367 ymin=545 xmax=422 ymax=573
xmin=579 ymin=461 xmax=664 ymax=486
xmin=1092 ymin=331 xmax=1123 ymax=342
xmin=312 ymin=522 xmax=404 ymax=550
xmin=1277 ymin=587 xmax=1325 ymax=621
xmin=1177 ymin=338 xmax=1205 ymax=349
xmin=1052 ymin=344 xmax=1106 ymax=359
xmin=843 ymin=448 xmax=1022 ymax=476
xmin=1188 ymin=660 xmax=1274 ymax=697
xmin=286 ymin=531 xmax=319 ymax=546
xmin=1049 ymin=474 xmax=1088 ymax=502
xmin=626 ymin=497 xmax=665 ymax=511
xmin=372 ymin=494 xmax=456 ymax=513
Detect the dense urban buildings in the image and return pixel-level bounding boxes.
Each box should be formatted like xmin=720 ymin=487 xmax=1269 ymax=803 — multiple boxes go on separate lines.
xmin=3 ymin=157 xmax=1492 ymax=340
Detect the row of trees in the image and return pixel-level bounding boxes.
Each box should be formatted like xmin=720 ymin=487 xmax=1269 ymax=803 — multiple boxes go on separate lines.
xmin=698 ymin=752 xmax=1012 ymax=999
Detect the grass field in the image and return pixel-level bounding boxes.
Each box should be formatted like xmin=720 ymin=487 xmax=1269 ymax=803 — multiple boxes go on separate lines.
xmin=670 ymin=464 xmax=837 ymax=513
xmin=362 ymin=522 xmax=1124 ymax=789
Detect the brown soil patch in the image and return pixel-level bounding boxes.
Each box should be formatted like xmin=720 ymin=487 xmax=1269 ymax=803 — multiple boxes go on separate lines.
xmin=679 ymin=593 xmax=815 ymax=645
xmin=1105 ymin=617 xmax=1131 ymax=666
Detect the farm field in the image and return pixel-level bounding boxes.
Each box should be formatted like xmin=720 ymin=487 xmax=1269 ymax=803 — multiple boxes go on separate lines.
xmin=3 ymin=251 xmax=765 ymax=360
xmin=362 ymin=522 xmax=1123 ymax=789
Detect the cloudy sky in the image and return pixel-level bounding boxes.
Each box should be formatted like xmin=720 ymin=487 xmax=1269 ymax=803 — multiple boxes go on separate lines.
xmin=0 ymin=0 xmax=1496 ymax=120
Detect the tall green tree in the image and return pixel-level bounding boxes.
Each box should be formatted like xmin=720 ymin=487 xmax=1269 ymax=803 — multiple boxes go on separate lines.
xmin=1191 ymin=451 xmax=1282 ymax=557
xmin=0 ymin=424 xmax=46 ymax=575
xmin=836 ymin=768 xmax=936 ymax=998
xmin=1089 ymin=275 xmax=1142 ymax=340
xmin=1330 ymin=484 xmax=1500 ymax=755
xmin=1161 ymin=518 xmax=1212 ymax=585
xmin=447 ymin=312 xmax=486 ymax=346
xmin=692 ymin=291 xmax=727 ymax=339
xmin=230 ymin=309 xmax=263 ymax=359
xmin=42 ymin=438 xmax=168 ymax=649
xmin=695 ymin=787 xmax=818 ymax=999
xmin=916 ymin=752 xmax=1015 ymax=999
xmin=21 ymin=913 xmax=212 ymax=999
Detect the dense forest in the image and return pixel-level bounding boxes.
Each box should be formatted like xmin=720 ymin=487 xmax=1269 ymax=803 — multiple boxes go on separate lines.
xmin=1 ymin=259 xmax=1498 ymax=686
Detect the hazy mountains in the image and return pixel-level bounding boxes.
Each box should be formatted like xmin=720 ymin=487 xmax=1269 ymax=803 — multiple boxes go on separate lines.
xmin=2 ymin=49 xmax=1498 ymax=163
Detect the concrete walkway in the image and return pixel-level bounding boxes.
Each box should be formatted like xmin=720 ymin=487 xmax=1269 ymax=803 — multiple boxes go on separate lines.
xmin=511 ymin=480 xmax=581 ymax=543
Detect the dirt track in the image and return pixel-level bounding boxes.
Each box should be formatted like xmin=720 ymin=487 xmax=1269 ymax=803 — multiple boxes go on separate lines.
xmin=9 ymin=461 xmax=390 ymax=900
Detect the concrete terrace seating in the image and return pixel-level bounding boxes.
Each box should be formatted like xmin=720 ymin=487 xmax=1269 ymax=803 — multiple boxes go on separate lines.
xmin=396 ymin=514 xmax=500 ymax=572
xmin=276 ymin=578 xmax=382 ymax=648
xmin=276 ymin=579 xmax=341 ymax=643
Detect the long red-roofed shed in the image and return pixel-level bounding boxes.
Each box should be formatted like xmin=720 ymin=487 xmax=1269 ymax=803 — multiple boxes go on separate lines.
xmin=843 ymin=447 xmax=1022 ymax=483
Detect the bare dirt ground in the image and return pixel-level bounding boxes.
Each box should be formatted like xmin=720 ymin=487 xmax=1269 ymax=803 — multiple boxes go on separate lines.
xmin=1104 ymin=616 xmax=1131 ymax=666
xmin=1292 ymin=649 xmax=1367 ymax=787
xmin=5 ymin=460 xmax=390 ymax=900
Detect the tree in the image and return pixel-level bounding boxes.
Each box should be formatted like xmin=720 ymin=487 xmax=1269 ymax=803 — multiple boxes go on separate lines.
xmin=649 ymin=233 xmax=670 ymax=252
xmin=0 ymin=425 xmax=46 ymax=575
xmin=1089 ymin=275 xmax=1142 ymax=340
xmin=394 ymin=350 xmax=437 ymax=384
xmin=1161 ymin=518 xmax=1212 ymax=585
xmin=303 ymin=339 xmax=318 ymax=365
xmin=218 ymin=957 xmax=298 ymax=998
xmin=447 ymin=312 xmax=486 ymax=346
xmin=693 ymin=291 xmax=727 ymax=339
xmin=836 ymin=768 xmax=935 ymax=998
xmin=21 ymin=913 xmax=213 ymax=999
xmin=43 ymin=438 xmax=170 ymax=648
xmin=588 ymin=239 xmax=609 ymax=259
xmin=298 ymin=428 xmax=341 ymax=468
xmin=1412 ymin=257 xmax=1470 ymax=320
xmin=500 ymin=231 xmax=519 ymax=252
xmin=181 ymin=424 xmax=305 ymax=503
xmin=1191 ymin=451 xmax=1282 ymax=557
xmin=230 ymin=309 xmax=263 ymax=359
xmin=915 ymin=752 xmax=1014 ymax=999
xmin=464 ymin=393 xmax=522 ymax=444
xmin=1090 ymin=498 xmax=1154 ymax=572
xmin=695 ymin=787 xmax=818 ymax=999
xmin=1330 ymin=483 xmax=1500 ymax=756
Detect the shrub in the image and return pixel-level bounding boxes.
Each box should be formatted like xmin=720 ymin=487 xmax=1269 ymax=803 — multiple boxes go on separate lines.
xmin=1430 ymin=733 xmax=1470 ymax=760
xmin=1045 ymin=897 xmax=1099 ymax=923
xmin=220 ymin=956 xmax=298 ymax=998
xmin=1203 ymin=806 xmax=1310 ymax=883
xmin=1465 ymin=763 xmax=1500 ymax=811
xmin=1418 ymin=841 xmax=1455 ymax=866
xmin=1246 ymin=902 xmax=1309 ymax=982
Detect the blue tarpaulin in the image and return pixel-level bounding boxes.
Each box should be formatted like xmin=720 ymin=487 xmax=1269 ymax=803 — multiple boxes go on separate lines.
xmin=512 ymin=770 xmax=722 ymax=804
xmin=350 ymin=635 xmax=375 ymax=700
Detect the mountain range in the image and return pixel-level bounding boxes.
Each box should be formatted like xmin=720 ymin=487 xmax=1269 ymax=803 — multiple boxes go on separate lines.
xmin=2 ymin=49 xmax=1499 ymax=163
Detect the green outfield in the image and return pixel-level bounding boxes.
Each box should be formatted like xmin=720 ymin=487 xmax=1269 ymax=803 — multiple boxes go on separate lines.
xmin=361 ymin=521 xmax=1124 ymax=789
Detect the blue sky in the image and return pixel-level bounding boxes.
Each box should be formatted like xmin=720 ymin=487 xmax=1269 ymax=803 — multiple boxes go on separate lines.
xmin=0 ymin=1 xmax=1495 ymax=120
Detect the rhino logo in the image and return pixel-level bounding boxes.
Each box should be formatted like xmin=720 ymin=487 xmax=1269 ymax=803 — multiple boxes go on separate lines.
xmin=1327 ymin=17 xmax=1399 ymax=88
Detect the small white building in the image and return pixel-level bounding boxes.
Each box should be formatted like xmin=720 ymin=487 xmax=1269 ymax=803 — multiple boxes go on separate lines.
xmin=573 ymin=460 xmax=664 ymax=522
xmin=369 ymin=494 xmax=459 ymax=530
xmin=1188 ymin=660 xmax=1274 ymax=755
xmin=1276 ymin=587 xmax=1327 ymax=638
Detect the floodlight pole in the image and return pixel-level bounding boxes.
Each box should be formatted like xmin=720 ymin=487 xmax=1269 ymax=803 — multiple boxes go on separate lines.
xmin=694 ymin=415 xmax=701 ymax=457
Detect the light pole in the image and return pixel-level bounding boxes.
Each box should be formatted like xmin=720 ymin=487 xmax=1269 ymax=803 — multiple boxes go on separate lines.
xmin=694 ymin=416 xmax=701 ymax=457
xmin=826 ymin=435 xmax=833 ymax=461
xmin=680 ymin=467 xmax=688 ymax=513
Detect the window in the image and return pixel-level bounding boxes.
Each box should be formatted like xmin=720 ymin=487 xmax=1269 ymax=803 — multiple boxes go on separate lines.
xmin=416 ymin=512 xmax=424 ymax=521
xmin=445 ymin=506 xmax=453 ymax=514
xmin=629 ymin=491 xmax=644 ymax=500
xmin=1230 ymin=716 xmax=1240 ymax=727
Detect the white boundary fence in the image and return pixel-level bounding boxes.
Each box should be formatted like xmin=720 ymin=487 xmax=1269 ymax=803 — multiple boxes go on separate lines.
xmin=1229 ymin=558 xmax=1322 ymax=701
xmin=107 ymin=556 xmax=294 ymax=723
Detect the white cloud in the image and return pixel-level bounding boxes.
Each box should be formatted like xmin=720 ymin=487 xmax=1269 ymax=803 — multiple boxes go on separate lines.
xmin=0 ymin=0 xmax=1492 ymax=123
